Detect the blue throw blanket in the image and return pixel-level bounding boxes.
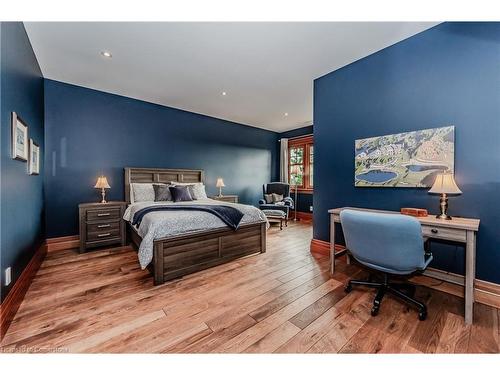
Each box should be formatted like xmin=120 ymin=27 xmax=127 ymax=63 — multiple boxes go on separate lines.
xmin=132 ymin=204 xmax=245 ymax=229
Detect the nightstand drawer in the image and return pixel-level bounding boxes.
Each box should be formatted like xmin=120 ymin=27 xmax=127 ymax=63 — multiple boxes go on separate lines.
xmin=86 ymin=208 xmax=121 ymax=221
xmin=87 ymin=221 xmax=121 ymax=233
xmin=210 ymin=195 xmax=238 ymax=203
xmin=84 ymin=237 xmax=123 ymax=250
xmin=422 ymin=225 xmax=466 ymax=242
xmin=87 ymin=229 xmax=121 ymax=242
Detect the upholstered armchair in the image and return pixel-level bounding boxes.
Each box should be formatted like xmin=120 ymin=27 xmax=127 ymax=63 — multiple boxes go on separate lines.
xmin=258 ymin=182 xmax=294 ymax=217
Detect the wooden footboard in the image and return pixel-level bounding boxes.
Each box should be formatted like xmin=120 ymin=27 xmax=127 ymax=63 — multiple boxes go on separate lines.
xmin=129 ymin=222 xmax=266 ymax=285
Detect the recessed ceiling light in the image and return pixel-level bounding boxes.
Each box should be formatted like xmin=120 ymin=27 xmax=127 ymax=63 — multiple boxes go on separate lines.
xmin=101 ymin=51 xmax=112 ymax=58
xmin=284 ymin=112 xmax=289 ymax=117
xmin=221 ymin=91 xmax=227 ymax=96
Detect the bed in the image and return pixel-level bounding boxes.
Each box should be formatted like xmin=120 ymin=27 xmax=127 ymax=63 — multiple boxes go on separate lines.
xmin=124 ymin=167 xmax=268 ymax=285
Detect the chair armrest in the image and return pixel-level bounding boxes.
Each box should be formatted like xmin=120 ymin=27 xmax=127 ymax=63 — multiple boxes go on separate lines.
xmin=283 ymin=197 xmax=294 ymax=208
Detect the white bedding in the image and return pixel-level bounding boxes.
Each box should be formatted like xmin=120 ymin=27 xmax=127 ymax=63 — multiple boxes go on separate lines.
xmin=123 ymin=198 xmax=268 ymax=269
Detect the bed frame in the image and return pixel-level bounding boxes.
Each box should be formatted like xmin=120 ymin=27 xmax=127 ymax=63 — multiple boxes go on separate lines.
xmin=124 ymin=167 xmax=266 ymax=285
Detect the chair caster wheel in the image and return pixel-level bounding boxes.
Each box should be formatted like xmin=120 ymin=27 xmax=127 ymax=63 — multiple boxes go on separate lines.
xmin=418 ymin=310 xmax=427 ymax=321
xmin=371 ymin=306 xmax=379 ymax=316
xmin=344 ymin=284 xmax=352 ymax=293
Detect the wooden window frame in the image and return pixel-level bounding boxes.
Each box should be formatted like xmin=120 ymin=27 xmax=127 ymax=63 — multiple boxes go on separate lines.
xmin=288 ymin=135 xmax=313 ymax=194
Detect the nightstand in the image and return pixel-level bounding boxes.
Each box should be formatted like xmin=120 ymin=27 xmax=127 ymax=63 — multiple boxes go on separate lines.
xmin=210 ymin=195 xmax=239 ymax=203
xmin=78 ymin=201 xmax=127 ymax=253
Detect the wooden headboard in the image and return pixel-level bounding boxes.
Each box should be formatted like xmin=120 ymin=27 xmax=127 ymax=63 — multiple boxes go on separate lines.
xmin=124 ymin=167 xmax=204 ymax=203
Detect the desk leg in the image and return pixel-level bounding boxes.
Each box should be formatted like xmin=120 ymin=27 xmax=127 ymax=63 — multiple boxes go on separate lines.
xmin=330 ymin=214 xmax=335 ymax=275
xmin=465 ymin=230 xmax=476 ymax=325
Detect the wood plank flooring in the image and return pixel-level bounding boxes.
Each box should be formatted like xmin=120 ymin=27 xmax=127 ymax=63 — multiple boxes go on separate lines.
xmin=1 ymin=222 xmax=499 ymax=353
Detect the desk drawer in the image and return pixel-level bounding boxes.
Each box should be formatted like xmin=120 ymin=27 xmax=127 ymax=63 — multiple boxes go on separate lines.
xmin=422 ymin=225 xmax=466 ymax=242
xmin=87 ymin=208 xmax=121 ymax=221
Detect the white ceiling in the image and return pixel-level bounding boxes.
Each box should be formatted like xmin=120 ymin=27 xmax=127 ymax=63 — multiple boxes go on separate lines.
xmin=25 ymin=22 xmax=438 ymax=132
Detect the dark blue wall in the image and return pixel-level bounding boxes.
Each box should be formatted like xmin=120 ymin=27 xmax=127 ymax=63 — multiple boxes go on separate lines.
xmin=279 ymin=125 xmax=314 ymax=213
xmin=279 ymin=125 xmax=313 ymax=140
xmin=44 ymin=80 xmax=279 ymax=237
xmin=314 ymin=22 xmax=500 ymax=283
xmin=1 ymin=22 xmax=44 ymax=302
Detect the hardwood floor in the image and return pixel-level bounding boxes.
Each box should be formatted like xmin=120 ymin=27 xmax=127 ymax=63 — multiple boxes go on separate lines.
xmin=1 ymin=222 xmax=499 ymax=353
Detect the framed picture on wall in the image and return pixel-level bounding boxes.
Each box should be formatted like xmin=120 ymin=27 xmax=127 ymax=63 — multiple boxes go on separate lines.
xmin=354 ymin=126 xmax=455 ymax=188
xmin=11 ymin=112 xmax=29 ymax=161
xmin=29 ymin=139 xmax=40 ymax=175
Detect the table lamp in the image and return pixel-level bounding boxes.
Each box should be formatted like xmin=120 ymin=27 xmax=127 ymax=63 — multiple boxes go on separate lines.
xmin=216 ymin=177 xmax=225 ymax=197
xmin=428 ymin=172 xmax=462 ymax=220
xmin=94 ymin=176 xmax=111 ymax=203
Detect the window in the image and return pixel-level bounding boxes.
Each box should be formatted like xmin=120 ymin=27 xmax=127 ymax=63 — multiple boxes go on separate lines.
xmin=288 ymin=135 xmax=313 ymax=192
xmin=289 ymin=145 xmax=304 ymax=187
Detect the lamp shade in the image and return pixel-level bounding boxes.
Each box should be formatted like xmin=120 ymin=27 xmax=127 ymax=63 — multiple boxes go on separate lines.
xmin=94 ymin=176 xmax=111 ymax=189
xmin=428 ymin=173 xmax=462 ymax=195
xmin=216 ymin=178 xmax=225 ymax=188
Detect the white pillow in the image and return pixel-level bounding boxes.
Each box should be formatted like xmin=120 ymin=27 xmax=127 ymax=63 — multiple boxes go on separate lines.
xmin=131 ymin=183 xmax=156 ymax=203
xmin=171 ymin=181 xmax=208 ymax=199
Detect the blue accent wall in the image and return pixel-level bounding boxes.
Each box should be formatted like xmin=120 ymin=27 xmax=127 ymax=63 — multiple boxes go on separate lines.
xmin=0 ymin=22 xmax=44 ymax=301
xmin=314 ymin=22 xmax=500 ymax=283
xmin=279 ymin=125 xmax=313 ymax=140
xmin=44 ymin=80 xmax=279 ymax=237
xmin=279 ymin=125 xmax=314 ymax=213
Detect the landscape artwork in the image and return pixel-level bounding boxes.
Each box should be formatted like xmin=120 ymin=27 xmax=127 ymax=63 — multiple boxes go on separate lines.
xmin=355 ymin=126 xmax=455 ymax=187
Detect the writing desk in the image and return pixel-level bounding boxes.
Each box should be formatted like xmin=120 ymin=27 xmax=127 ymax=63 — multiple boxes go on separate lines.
xmin=328 ymin=207 xmax=480 ymax=325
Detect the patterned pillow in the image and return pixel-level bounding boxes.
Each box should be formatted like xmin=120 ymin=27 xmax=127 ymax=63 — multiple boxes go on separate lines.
xmin=272 ymin=193 xmax=284 ymax=203
xmin=169 ymin=185 xmax=193 ymax=202
xmin=178 ymin=184 xmax=197 ymax=200
xmin=131 ymin=183 xmax=157 ymax=203
xmin=171 ymin=182 xmax=208 ymax=199
xmin=153 ymin=184 xmax=172 ymax=201
xmin=264 ymin=194 xmax=273 ymax=204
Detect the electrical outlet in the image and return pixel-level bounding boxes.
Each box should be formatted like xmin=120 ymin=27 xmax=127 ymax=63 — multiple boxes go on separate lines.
xmin=5 ymin=267 xmax=12 ymax=286
xmin=309 ymin=206 xmax=313 ymax=212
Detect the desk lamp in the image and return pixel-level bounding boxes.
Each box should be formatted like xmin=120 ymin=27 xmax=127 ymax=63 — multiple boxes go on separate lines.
xmin=428 ymin=172 xmax=462 ymax=220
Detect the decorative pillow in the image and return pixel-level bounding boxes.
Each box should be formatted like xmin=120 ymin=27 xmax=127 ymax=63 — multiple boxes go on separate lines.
xmin=153 ymin=184 xmax=172 ymax=201
xmin=131 ymin=183 xmax=156 ymax=203
xmin=171 ymin=181 xmax=208 ymax=199
xmin=169 ymin=185 xmax=194 ymax=202
xmin=264 ymin=194 xmax=273 ymax=204
xmin=272 ymin=193 xmax=284 ymax=203
xmin=185 ymin=185 xmax=196 ymax=200
xmin=171 ymin=182 xmax=195 ymax=199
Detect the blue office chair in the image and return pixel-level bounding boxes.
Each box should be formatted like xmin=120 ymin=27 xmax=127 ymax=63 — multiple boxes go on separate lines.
xmin=340 ymin=209 xmax=433 ymax=320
